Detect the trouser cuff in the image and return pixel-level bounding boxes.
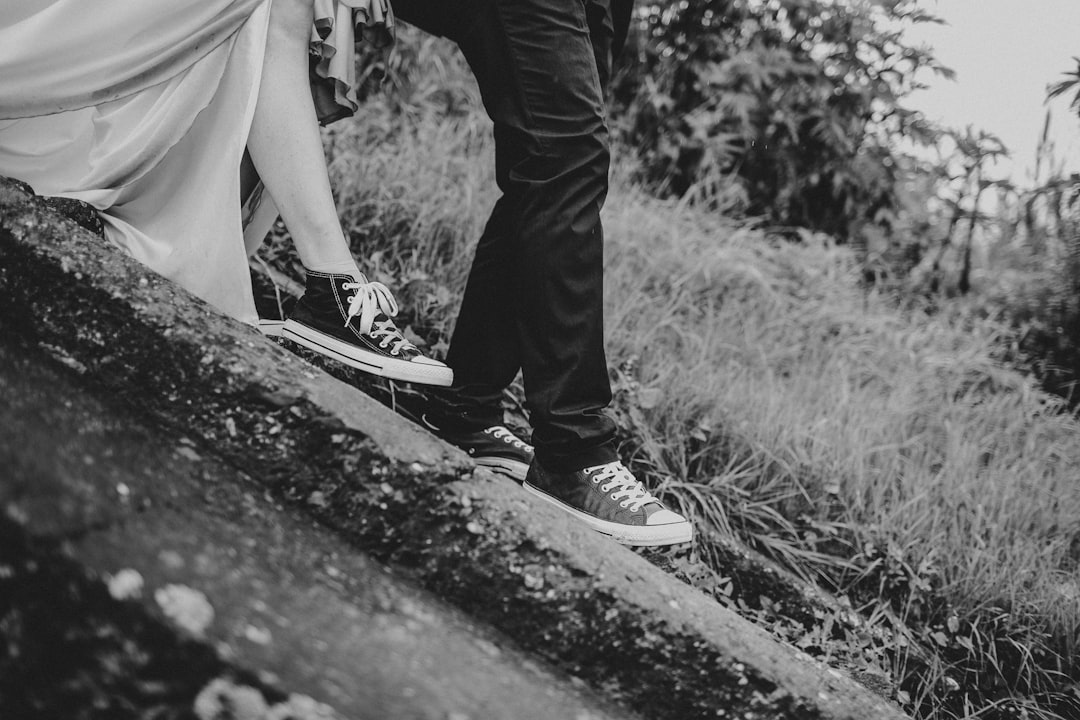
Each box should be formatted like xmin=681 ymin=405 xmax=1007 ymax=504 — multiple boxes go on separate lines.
xmin=425 ymin=387 xmax=504 ymax=433
xmin=534 ymin=439 xmax=618 ymax=474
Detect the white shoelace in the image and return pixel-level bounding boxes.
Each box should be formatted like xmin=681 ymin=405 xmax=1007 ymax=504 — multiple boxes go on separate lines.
xmin=486 ymin=426 xmax=532 ymax=451
xmin=342 ymin=276 xmax=416 ymax=355
xmin=585 ymin=461 xmax=657 ymax=512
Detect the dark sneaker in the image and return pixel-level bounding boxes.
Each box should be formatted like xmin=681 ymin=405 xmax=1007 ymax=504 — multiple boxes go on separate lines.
xmin=281 ymin=270 xmax=453 ymax=386
xmin=393 ymin=394 xmax=534 ymax=481
xmin=523 ymin=461 xmax=692 ymax=547
xmin=434 ymin=421 xmax=533 ymax=481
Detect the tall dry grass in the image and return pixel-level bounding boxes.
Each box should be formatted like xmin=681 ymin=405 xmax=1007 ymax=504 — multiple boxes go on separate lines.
xmin=603 ymin=182 xmax=1080 ymax=641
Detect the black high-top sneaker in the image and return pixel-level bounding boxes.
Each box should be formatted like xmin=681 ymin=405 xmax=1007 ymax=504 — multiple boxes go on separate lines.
xmin=523 ymin=460 xmax=693 ymax=547
xmin=391 ymin=391 xmax=534 ymax=481
xmin=282 ymin=271 xmax=453 ymax=386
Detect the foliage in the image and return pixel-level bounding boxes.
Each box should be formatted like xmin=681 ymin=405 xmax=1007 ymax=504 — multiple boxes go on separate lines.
xmin=868 ymin=127 xmax=1012 ymax=294
xmin=1047 ymin=57 xmax=1080 ymax=117
xmin=881 ymin=57 xmax=1080 ymax=405
xmin=610 ymin=0 xmax=950 ymax=238
xmin=961 ymin=171 xmax=1080 ymax=402
xmin=1003 ymin=59 xmax=1080 ymax=399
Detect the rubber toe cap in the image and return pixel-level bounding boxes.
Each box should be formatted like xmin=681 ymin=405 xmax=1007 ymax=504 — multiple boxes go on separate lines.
xmin=645 ymin=508 xmax=689 ymax=526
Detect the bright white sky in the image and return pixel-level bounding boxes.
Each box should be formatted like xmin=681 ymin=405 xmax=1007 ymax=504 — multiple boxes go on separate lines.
xmin=901 ymin=0 xmax=1080 ymax=185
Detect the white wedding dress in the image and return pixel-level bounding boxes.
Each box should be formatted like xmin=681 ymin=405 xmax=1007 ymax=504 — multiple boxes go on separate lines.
xmin=0 ymin=0 xmax=388 ymax=324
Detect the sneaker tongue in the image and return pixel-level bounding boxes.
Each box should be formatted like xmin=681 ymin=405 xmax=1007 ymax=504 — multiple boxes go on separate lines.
xmin=370 ymin=314 xmax=420 ymax=356
xmin=641 ymin=500 xmax=665 ymax=517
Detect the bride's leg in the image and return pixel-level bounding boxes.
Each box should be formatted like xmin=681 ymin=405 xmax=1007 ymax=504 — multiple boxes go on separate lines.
xmin=245 ymin=0 xmax=453 ymax=386
xmin=246 ymin=0 xmax=358 ymax=275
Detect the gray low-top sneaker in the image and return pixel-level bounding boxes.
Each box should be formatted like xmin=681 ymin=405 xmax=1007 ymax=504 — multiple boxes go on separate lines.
xmin=282 ymin=270 xmax=453 ymax=387
xmin=523 ymin=460 xmax=693 ymax=547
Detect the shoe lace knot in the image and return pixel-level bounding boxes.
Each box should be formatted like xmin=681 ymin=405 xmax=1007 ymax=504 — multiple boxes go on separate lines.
xmin=487 ymin=426 xmax=531 ymax=451
xmin=342 ymin=275 xmax=416 ymax=355
xmin=586 ymin=461 xmax=657 ymax=512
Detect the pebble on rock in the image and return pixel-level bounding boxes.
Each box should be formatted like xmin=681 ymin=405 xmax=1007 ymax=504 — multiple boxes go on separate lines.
xmin=155 ymin=584 xmax=215 ymax=638
xmin=106 ymin=568 xmax=144 ymax=600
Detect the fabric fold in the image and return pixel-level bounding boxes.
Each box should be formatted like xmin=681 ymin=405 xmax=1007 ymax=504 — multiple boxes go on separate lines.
xmin=310 ymin=0 xmax=396 ymax=122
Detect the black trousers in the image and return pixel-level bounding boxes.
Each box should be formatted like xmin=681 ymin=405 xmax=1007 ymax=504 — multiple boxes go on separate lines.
xmin=392 ymin=0 xmax=630 ymax=472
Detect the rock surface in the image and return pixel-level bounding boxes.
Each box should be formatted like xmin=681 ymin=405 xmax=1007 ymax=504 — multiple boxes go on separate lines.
xmin=0 ymin=176 xmax=910 ymax=719
xmin=0 ymin=330 xmax=629 ymax=719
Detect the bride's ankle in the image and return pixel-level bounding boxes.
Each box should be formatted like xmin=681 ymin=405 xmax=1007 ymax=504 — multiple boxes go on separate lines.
xmin=304 ymin=259 xmax=362 ymax=279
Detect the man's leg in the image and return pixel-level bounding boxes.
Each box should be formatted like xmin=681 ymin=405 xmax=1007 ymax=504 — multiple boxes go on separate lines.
xmin=396 ymin=0 xmax=619 ymax=472
xmin=387 ymin=3 xmax=534 ymax=482
xmin=393 ymin=0 xmax=692 ymax=547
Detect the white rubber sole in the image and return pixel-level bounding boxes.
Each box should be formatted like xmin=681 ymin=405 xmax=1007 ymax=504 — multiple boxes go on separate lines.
xmin=522 ymin=482 xmax=693 ymax=547
xmin=475 ymin=456 xmax=530 ymax=483
xmin=258 ymin=319 xmax=285 ymax=337
xmin=281 ymin=320 xmax=454 ymax=387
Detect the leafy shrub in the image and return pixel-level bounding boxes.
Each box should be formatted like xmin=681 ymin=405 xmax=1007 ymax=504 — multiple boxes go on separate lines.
xmin=611 ymin=0 xmax=948 ymax=238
